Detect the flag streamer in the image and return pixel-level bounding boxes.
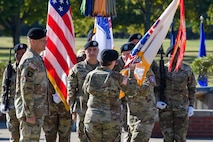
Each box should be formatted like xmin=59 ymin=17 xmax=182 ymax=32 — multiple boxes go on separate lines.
xmin=80 ymin=0 xmax=116 ymax=17
xmin=44 ymin=0 xmax=76 ymax=110
xmin=168 ymin=0 xmax=186 ymax=72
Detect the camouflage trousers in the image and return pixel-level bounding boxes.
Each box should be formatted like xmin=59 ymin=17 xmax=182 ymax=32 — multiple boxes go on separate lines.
xmin=84 ymin=121 xmax=121 ymax=142
xmin=19 ymin=117 xmax=43 ymax=142
xmin=43 ymin=104 xmax=72 ymax=142
xmin=76 ymin=110 xmax=88 ymax=142
xmin=128 ymin=115 xmax=155 ymax=142
xmin=6 ymin=108 xmax=20 ymax=142
xmin=159 ymin=109 xmax=189 ymax=142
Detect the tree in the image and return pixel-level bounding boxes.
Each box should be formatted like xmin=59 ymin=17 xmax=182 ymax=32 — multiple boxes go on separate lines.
xmin=0 ymin=0 xmax=47 ymax=46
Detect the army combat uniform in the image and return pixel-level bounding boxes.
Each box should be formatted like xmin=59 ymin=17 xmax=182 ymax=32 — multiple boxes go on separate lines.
xmin=1 ymin=63 xmax=20 ymax=142
xmin=156 ymin=63 xmax=196 ymax=142
xmin=67 ymin=60 xmax=100 ymax=142
xmin=43 ymin=81 xmax=72 ymax=142
xmin=15 ymin=48 xmax=48 ymax=142
xmin=126 ymin=69 xmax=157 ymax=142
xmin=83 ymin=66 xmax=138 ymax=142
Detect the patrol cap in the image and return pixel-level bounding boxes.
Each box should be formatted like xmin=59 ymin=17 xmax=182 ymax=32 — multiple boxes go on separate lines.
xmin=27 ymin=27 xmax=46 ymax=39
xmin=128 ymin=33 xmax=142 ymax=42
xmin=84 ymin=40 xmax=98 ymax=50
xmin=120 ymin=42 xmax=135 ymax=53
xmin=14 ymin=43 xmax=27 ymax=53
xmin=101 ymin=49 xmax=119 ymax=62
xmin=87 ymin=29 xmax=95 ymax=41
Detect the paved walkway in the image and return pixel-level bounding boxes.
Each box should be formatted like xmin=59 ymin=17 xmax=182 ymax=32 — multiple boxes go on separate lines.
xmin=0 ymin=121 xmax=213 ymax=142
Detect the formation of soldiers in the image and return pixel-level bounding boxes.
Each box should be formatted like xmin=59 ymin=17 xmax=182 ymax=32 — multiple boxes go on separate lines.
xmin=0 ymin=28 xmax=196 ymax=142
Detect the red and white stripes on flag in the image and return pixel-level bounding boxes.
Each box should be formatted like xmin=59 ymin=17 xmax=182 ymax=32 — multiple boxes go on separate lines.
xmin=44 ymin=0 xmax=76 ymax=110
xmin=93 ymin=16 xmax=114 ymax=59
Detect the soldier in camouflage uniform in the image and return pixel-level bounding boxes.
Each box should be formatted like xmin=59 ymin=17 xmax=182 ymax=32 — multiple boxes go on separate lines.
xmin=15 ymin=27 xmax=48 ymax=142
xmin=0 ymin=43 xmax=27 ymax=142
xmin=43 ymin=80 xmax=72 ymax=142
xmin=67 ymin=40 xmax=100 ymax=142
xmin=113 ymin=42 xmax=135 ymax=141
xmin=126 ymin=68 xmax=157 ymax=142
xmin=83 ymin=49 xmax=138 ymax=142
xmin=155 ymin=46 xmax=196 ymax=142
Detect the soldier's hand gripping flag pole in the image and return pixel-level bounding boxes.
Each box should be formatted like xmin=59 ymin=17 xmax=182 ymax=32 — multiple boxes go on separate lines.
xmin=124 ymin=0 xmax=180 ymax=86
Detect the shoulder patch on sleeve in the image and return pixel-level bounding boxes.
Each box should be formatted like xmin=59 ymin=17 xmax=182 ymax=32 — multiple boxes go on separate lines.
xmin=149 ymin=76 xmax=156 ymax=83
xmin=122 ymin=77 xmax=128 ymax=85
xmin=28 ymin=63 xmax=37 ymax=70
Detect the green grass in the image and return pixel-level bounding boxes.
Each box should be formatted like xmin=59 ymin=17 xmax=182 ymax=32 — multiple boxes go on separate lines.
xmin=0 ymin=36 xmax=213 ymax=86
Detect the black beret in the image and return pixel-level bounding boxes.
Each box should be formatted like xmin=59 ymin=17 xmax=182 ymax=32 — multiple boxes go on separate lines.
xmin=128 ymin=33 xmax=142 ymax=42
xmin=84 ymin=40 xmax=98 ymax=50
xmin=27 ymin=27 xmax=46 ymax=39
xmin=101 ymin=49 xmax=119 ymax=62
xmin=120 ymin=42 xmax=135 ymax=53
xmin=14 ymin=43 xmax=27 ymax=53
xmin=87 ymin=29 xmax=95 ymax=41
xmin=165 ymin=46 xmax=180 ymax=57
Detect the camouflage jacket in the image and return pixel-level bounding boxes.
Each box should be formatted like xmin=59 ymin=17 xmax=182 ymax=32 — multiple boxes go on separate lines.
xmin=155 ymin=62 xmax=196 ymax=110
xmin=83 ymin=66 xmax=138 ymax=123
xmin=126 ymin=69 xmax=157 ymax=120
xmin=15 ymin=48 xmax=48 ymax=119
xmin=67 ymin=60 xmax=100 ymax=113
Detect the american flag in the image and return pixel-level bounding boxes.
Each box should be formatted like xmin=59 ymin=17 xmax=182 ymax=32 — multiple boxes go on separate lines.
xmin=44 ymin=0 xmax=76 ymax=110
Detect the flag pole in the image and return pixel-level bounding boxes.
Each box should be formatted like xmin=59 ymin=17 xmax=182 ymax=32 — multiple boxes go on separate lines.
xmin=197 ymin=15 xmax=208 ymax=86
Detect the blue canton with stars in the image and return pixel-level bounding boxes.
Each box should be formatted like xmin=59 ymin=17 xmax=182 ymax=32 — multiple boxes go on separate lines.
xmin=50 ymin=0 xmax=70 ymax=17
xmin=97 ymin=16 xmax=111 ymax=39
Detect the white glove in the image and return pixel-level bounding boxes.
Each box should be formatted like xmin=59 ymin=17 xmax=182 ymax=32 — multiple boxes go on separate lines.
xmin=52 ymin=94 xmax=61 ymax=104
xmin=156 ymin=101 xmax=167 ymax=110
xmin=188 ymin=106 xmax=194 ymax=117
xmin=0 ymin=104 xmax=9 ymax=114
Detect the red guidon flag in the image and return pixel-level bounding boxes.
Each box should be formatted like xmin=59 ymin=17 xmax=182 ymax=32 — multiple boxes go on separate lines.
xmin=44 ymin=0 xmax=76 ymax=110
xmin=168 ymin=0 xmax=186 ymax=72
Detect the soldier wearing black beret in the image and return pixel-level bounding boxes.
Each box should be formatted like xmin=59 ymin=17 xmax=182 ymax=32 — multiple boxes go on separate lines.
xmin=84 ymin=40 xmax=98 ymax=50
xmin=67 ymin=40 xmax=100 ymax=142
xmin=14 ymin=43 xmax=27 ymax=53
xmin=14 ymin=43 xmax=27 ymax=64
xmin=15 ymin=27 xmax=48 ymax=141
xmin=100 ymin=49 xmax=119 ymax=66
xmin=27 ymin=27 xmax=46 ymax=40
xmin=82 ymin=48 xmax=137 ymax=141
xmin=113 ymin=42 xmax=135 ymax=72
xmin=0 ymin=43 xmax=27 ymax=141
xmin=128 ymin=33 xmax=142 ymax=45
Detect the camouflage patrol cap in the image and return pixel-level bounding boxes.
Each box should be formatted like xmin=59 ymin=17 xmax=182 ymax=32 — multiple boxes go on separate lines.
xmin=84 ymin=40 xmax=98 ymax=50
xmin=128 ymin=33 xmax=142 ymax=42
xmin=101 ymin=49 xmax=119 ymax=62
xmin=120 ymin=42 xmax=135 ymax=53
xmin=27 ymin=27 xmax=46 ymax=40
xmin=14 ymin=43 xmax=27 ymax=53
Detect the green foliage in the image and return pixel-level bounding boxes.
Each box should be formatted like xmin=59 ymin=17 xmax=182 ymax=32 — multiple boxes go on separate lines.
xmin=191 ymin=55 xmax=213 ymax=76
